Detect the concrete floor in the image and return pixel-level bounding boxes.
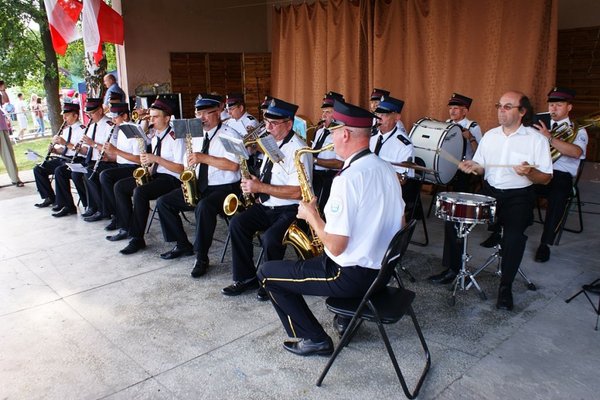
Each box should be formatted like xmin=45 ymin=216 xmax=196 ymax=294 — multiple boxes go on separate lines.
xmin=1 ymin=166 xmax=599 ymax=400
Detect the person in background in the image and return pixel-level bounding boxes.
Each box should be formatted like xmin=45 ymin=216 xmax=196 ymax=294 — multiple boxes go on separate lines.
xmin=0 ymin=80 xmax=24 ymax=186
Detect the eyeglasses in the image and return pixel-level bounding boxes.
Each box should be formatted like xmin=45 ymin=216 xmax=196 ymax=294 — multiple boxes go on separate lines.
xmin=264 ymin=118 xmax=289 ymax=126
xmin=495 ymin=103 xmax=522 ymax=111
xmin=195 ymin=109 xmax=217 ymax=118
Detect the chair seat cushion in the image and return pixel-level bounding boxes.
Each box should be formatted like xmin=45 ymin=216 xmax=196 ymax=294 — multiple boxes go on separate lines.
xmin=326 ymin=286 xmax=416 ymax=324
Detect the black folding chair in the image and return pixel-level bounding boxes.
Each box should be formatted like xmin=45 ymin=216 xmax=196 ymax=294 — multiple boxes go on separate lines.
xmin=316 ymin=220 xmax=431 ymax=399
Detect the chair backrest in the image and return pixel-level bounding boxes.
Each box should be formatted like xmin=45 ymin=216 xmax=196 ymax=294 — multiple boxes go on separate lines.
xmin=369 ymin=219 xmax=417 ymax=294
xmin=574 ymin=159 xmax=585 ymax=188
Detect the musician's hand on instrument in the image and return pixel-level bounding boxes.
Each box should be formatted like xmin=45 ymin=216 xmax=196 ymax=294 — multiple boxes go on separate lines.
xmin=461 ymin=128 xmax=472 ymax=140
xmin=533 ymin=120 xmax=551 ymax=139
xmin=104 ymin=143 xmax=116 ymax=155
xmin=54 ymin=135 xmax=65 ymax=145
xmin=297 ymin=196 xmax=318 ymax=221
xmin=241 ymin=175 xmax=260 ymax=194
xmin=82 ymin=136 xmax=94 ymax=146
xmin=514 ymin=161 xmax=533 ymax=177
xmin=140 ymin=153 xmax=152 ymax=165
xmin=459 ymin=160 xmax=480 ymax=175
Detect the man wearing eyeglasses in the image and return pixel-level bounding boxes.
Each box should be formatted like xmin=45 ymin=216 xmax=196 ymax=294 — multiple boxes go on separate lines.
xmin=108 ymin=98 xmax=185 ymax=255
xmin=52 ymin=98 xmax=112 ymax=218
xmin=155 ymin=94 xmax=242 ymax=278
xmin=257 ymin=100 xmax=404 ymax=356
xmin=432 ymin=91 xmax=552 ymax=311
xmin=531 ymin=87 xmax=587 ymax=263
xmin=222 ymin=97 xmax=312 ymax=300
xmin=312 ymin=91 xmax=344 ymax=210
xmin=223 ymin=93 xmax=259 ymax=137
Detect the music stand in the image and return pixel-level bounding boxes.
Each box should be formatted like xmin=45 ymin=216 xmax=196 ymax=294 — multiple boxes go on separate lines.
xmin=565 ymin=278 xmax=600 ymax=331
xmin=172 ymin=118 xmax=203 ymax=139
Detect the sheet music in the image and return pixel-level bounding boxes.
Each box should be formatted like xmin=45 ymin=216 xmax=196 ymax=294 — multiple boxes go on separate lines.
xmin=66 ymin=163 xmax=89 ymax=173
xmin=25 ymin=149 xmax=43 ymax=161
xmin=258 ymin=135 xmax=285 ymax=164
xmin=219 ymin=135 xmax=250 ymax=159
xmin=119 ymin=122 xmax=149 ymax=141
xmin=172 ymin=119 xmax=204 ymax=139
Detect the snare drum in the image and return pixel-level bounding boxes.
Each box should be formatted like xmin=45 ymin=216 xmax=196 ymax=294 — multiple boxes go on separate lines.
xmin=408 ymin=118 xmax=464 ymax=184
xmin=435 ymin=192 xmax=496 ymax=224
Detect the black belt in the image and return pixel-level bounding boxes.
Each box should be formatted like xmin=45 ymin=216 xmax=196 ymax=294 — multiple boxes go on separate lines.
xmin=259 ymin=204 xmax=298 ymax=211
xmin=486 ymin=183 xmax=532 ymax=194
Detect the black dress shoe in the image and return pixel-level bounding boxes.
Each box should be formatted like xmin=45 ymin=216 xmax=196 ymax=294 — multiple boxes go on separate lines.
xmin=51 ymin=204 xmax=62 ymax=212
xmin=481 ymin=232 xmax=501 ymax=248
xmin=104 ymin=219 xmax=118 ymax=231
xmin=34 ymin=198 xmax=54 ymax=208
xmin=221 ymin=278 xmax=259 ymax=296
xmin=534 ymin=243 xmax=550 ymax=263
xmin=283 ymin=337 xmax=334 ymax=356
xmin=106 ymin=229 xmax=128 ymax=242
xmin=120 ymin=238 xmax=146 ymax=255
xmin=191 ymin=258 xmax=209 ymax=278
xmin=428 ymin=268 xmax=458 ymax=285
xmin=80 ymin=208 xmax=96 ymax=218
xmin=333 ymin=315 xmax=350 ymax=337
xmin=256 ymin=286 xmax=269 ymax=301
xmin=83 ymin=211 xmax=105 ymax=222
xmin=52 ymin=207 xmax=77 ymax=217
xmin=496 ymin=284 xmax=513 ymax=311
xmin=160 ymin=244 xmax=194 ymax=260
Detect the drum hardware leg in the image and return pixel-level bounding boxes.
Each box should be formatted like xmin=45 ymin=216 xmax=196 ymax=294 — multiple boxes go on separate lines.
xmin=468 ymin=243 xmax=537 ymax=291
xmin=449 ymin=222 xmax=487 ymax=305
xmin=565 ymin=278 xmax=600 ymax=331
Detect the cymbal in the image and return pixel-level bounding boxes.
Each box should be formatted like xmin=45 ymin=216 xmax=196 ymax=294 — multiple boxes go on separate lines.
xmin=390 ymin=161 xmax=436 ymax=173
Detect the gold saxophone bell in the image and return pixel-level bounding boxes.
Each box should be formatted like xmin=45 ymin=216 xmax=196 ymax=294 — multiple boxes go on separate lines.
xmin=223 ymin=193 xmax=240 ymax=216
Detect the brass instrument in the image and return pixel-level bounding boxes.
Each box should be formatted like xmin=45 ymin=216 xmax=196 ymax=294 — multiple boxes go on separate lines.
xmin=180 ymin=132 xmax=200 ymax=206
xmin=132 ymin=109 xmax=150 ymax=122
xmin=223 ymin=157 xmax=255 ymax=216
xmin=282 ymin=144 xmax=334 ymax=259
xmin=549 ymin=111 xmax=600 ymax=162
xmin=40 ymin=120 xmax=66 ymax=167
xmin=242 ymin=121 xmax=267 ymax=146
xmin=133 ymin=136 xmax=152 ymax=186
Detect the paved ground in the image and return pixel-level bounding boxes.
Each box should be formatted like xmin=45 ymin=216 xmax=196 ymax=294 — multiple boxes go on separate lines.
xmin=1 ymin=166 xmax=599 ymax=400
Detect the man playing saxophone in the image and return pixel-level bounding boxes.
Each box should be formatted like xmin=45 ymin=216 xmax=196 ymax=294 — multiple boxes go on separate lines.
xmin=532 ymin=87 xmax=588 ymax=263
xmin=156 ymin=94 xmax=242 ymax=278
xmin=108 ymin=98 xmax=185 ymax=255
xmin=222 ymin=98 xmax=312 ymax=300
xmin=257 ymin=100 xmax=404 ymax=356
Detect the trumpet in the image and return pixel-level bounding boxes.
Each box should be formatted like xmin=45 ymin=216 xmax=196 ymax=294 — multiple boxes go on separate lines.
xmin=132 ymin=109 xmax=150 ymax=122
xmin=242 ymin=122 xmax=267 ymax=146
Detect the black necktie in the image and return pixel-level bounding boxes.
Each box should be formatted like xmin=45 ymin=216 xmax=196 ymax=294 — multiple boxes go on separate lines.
xmin=552 ymin=122 xmax=558 ymax=131
xmin=150 ymin=131 xmax=165 ymax=175
xmin=313 ymin=129 xmax=330 ymax=150
xmin=198 ymin=132 xmax=211 ymax=192
xmin=62 ymin=127 xmax=72 ymax=156
xmin=84 ymin=123 xmax=98 ymax=165
xmin=374 ymin=135 xmax=384 ymax=155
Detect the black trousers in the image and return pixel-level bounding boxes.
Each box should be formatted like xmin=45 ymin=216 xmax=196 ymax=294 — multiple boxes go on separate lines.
xmin=533 ymin=170 xmax=573 ymax=246
xmin=114 ymin=173 xmax=181 ymax=238
xmin=156 ymin=183 xmax=240 ymax=260
xmin=99 ymin=165 xmax=137 ymax=218
xmin=443 ymin=182 xmax=534 ymax=285
xmin=54 ymin=158 xmax=88 ymax=209
xmin=313 ymin=169 xmax=336 ymax=211
xmin=258 ymin=254 xmax=378 ymax=341
xmin=229 ymin=203 xmax=298 ymax=282
xmin=33 ymin=158 xmax=64 ymax=201
xmin=84 ymin=161 xmax=118 ymax=214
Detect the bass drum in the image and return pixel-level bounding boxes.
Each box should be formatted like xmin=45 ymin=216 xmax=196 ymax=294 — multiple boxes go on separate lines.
xmin=408 ymin=118 xmax=464 ymax=184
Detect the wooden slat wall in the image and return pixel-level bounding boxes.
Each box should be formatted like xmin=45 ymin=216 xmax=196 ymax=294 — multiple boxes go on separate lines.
xmin=170 ymin=52 xmax=271 ymax=119
xmin=556 ymin=26 xmax=600 ymax=162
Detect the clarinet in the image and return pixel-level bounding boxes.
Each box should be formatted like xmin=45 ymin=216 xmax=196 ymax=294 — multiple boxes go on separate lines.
xmin=88 ymin=126 xmax=117 ymax=179
xmin=40 ymin=120 xmax=67 ymax=167
xmin=68 ymin=120 xmax=94 ymax=162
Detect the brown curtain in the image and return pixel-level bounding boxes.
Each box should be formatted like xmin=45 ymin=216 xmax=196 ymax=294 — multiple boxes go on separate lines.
xmin=272 ymin=0 xmax=557 ymax=132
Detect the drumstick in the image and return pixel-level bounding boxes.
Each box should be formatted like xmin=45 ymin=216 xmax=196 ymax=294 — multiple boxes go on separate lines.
xmin=438 ymin=147 xmax=462 ymax=166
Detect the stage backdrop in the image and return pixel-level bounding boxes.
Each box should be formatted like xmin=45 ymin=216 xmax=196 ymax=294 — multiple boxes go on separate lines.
xmin=271 ymin=0 xmax=557 ymax=133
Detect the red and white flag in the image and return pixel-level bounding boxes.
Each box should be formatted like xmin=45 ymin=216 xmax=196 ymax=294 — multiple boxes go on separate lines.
xmin=82 ymin=0 xmax=124 ymax=65
xmin=43 ymin=0 xmax=83 ymax=55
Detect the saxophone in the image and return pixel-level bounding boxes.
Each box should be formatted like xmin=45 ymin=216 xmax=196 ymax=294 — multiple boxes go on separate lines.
xmin=180 ymin=132 xmax=200 ymax=206
xmin=282 ymin=144 xmax=334 ymax=259
xmin=133 ymin=137 xmax=152 ymax=186
xmin=223 ymin=156 xmax=255 ymax=216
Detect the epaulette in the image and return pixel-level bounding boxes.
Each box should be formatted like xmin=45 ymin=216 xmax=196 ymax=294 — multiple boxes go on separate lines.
xmin=80 ymin=124 xmax=86 ymax=129
xmin=397 ymin=134 xmax=412 ymax=146
xmin=468 ymin=121 xmax=478 ymax=129
xmin=246 ymin=115 xmax=255 ymax=121
xmin=107 ymin=120 xmax=115 ymax=126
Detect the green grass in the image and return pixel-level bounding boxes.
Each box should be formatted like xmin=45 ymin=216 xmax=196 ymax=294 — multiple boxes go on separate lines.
xmin=0 ymin=137 xmax=52 ymax=174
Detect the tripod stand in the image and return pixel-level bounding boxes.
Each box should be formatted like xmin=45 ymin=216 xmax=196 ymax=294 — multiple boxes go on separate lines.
xmin=449 ymin=221 xmax=486 ymax=306
xmin=565 ymin=278 xmax=600 ymax=331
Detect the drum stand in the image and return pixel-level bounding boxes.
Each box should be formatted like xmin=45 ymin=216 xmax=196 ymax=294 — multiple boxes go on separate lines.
xmin=449 ymin=222 xmax=487 ymax=306
xmin=466 ymin=243 xmax=537 ymax=292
